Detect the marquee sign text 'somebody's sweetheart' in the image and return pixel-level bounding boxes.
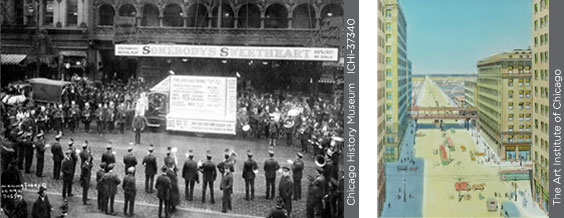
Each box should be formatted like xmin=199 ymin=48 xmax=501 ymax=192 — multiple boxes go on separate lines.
xmin=115 ymin=44 xmax=339 ymax=61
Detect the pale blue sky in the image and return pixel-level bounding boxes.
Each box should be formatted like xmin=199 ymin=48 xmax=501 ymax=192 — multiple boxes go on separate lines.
xmin=401 ymin=0 xmax=532 ymax=75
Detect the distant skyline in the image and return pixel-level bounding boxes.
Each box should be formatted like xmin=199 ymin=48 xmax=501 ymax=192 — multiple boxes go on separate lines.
xmin=402 ymin=0 xmax=531 ymax=75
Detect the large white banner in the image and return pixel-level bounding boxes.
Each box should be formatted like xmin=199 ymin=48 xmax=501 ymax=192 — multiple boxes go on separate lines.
xmin=115 ymin=44 xmax=339 ymax=61
xmin=166 ymin=75 xmax=237 ymax=134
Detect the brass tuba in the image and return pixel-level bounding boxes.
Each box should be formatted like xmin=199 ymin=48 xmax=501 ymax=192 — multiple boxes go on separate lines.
xmin=315 ymin=155 xmax=326 ymax=167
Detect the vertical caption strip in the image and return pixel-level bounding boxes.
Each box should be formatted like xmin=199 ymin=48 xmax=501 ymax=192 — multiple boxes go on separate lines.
xmin=344 ymin=0 xmax=359 ymax=217
xmin=550 ymin=1 xmax=564 ymax=216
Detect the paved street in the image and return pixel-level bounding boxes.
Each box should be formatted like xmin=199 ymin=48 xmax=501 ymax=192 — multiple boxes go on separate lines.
xmin=16 ymin=130 xmax=322 ymax=218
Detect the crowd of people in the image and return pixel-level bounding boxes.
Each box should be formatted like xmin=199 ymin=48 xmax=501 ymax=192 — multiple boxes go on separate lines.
xmin=0 ymin=77 xmax=345 ymax=218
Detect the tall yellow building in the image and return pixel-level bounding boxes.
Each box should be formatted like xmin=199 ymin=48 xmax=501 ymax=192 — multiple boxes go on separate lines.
xmin=532 ymin=0 xmax=550 ymax=213
xmin=377 ymin=0 xmax=386 ymax=215
xmin=383 ymin=0 xmax=409 ymax=162
xmin=476 ymin=49 xmax=532 ymax=162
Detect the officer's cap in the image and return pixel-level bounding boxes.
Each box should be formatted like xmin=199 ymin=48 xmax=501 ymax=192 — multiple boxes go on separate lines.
xmin=297 ymin=152 xmax=303 ymax=158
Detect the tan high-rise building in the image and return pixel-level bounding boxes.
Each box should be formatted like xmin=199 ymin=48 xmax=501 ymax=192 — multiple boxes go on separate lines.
xmin=532 ymin=0 xmax=550 ymax=214
xmin=383 ymin=0 xmax=409 ymax=162
xmin=377 ymin=0 xmax=386 ymax=215
xmin=476 ymin=49 xmax=532 ymax=162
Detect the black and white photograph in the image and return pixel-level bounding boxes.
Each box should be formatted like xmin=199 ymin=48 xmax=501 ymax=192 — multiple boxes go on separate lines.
xmin=0 ymin=0 xmax=346 ymax=218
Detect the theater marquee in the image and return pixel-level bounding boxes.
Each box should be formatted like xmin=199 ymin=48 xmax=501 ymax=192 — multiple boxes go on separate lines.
xmin=114 ymin=44 xmax=339 ymax=61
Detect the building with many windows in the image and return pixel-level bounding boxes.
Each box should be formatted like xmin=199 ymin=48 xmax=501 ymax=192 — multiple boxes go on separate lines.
xmin=464 ymin=77 xmax=477 ymax=107
xmin=383 ymin=0 xmax=408 ymax=162
xmin=476 ymin=49 xmax=532 ymax=162
xmin=531 ymin=0 xmax=550 ymax=214
xmin=377 ymin=0 xmax=386 ymax=215
xmin=2 ymin=0 xmax=343 ymax=93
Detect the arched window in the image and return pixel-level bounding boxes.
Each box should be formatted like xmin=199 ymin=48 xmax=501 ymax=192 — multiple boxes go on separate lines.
xmin=163 ymin=4 xmax=183 ymax=27
xmin=141 ymin=4 xmax=159 ymax=26
xmin=320 ymin=4 xmax=343 ymax=21
xmin=238 ymin=4 xmax=260 ymax=28
xmin=118 ymin=4 xmax=136 ymax=17
xmin=98 ymin=4 xmax=115 ymax=26
xmin=292 ymin=4 xmax=316 ymax=29
xmin=265 ymin=4 xmax=288 ymax=28
xmin=212 ymin=4 xmax=235 ymax=28
xmin=186 ymin=4 xmax=208 ymax=27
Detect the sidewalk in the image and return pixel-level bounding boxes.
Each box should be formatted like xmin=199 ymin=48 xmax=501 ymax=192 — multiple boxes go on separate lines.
xmin=21 ymin=190 xmax=260 ymax=218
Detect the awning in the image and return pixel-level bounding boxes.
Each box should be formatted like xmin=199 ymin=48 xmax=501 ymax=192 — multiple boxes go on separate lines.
xmin=1 ymin=54 xmax=27 ymax=65
xmin=59 ymin=51 xmax=87 ymax=57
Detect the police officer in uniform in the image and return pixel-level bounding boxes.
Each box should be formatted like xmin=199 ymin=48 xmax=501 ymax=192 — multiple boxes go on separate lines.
xmin=279 ymin=166 xmax=294 ymax=216
xmin=264 ymin=149 xmax=280 ymax=199
xmin=51 ymin=132 xmax=64 ymax=180
xmin=165 ymin=160 xmax=180 ymax=213
xmin=52 ymin=104 xmax=65 ymax=133
xmin=267 ymin=197 xmax=289 ymax=218
xmin=182 ymin=149 xmax=198 ymax=201
xmin=105 ymin=103 xmax=115 ymax=133
xmin=220 ymin=164 xmax=233 ymax=213
xmin=79 ymin=141 xmax=92 ymax=167
xmin=242 ymin=150 xmax=258 ymax=200
xmin=101 ymin=143 xmax=116 ymax=165
xmin=34 ymin=132 xmax=46 ymax=177
xmin=142 ymin=145 xmax=157 ymax=193
xmin=292 ymin=152 xmax=304 ymax=200
xmin=200 ymin=150 xmax=217 ymax=204
xmin=123 ymin=167 xmax=136 ymax=217
xmin=68 ymin=139 xmax=78 ymax=182
xmin=123 ymin=144 xmax=138 ymax=175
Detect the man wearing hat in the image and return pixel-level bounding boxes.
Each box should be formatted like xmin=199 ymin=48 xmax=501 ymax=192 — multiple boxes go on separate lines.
xmin=264 ymin=149 xmax=280 ymax=199
xmin=68 ymin=139 xmax=79 ymax=182
xmin=23 ymin=131 xmax=35 ymax=174
xmin=101 ymin=143 xmax=116 ymax=165
xmin=96 ymin=162 xmax=107 ymax=211
xmin=80 ymin=154 xmax=93 ymax=205
xmin=67 ymin=101 xmax=80 ymax=133
xmin=268 ymin=115 xmax=279 ymax=146
xmin=79 ymin=141 xmax=92 ymax=167
xmin=102 ymin=163 xmax=121 ymax=215
xmin=182 ymin=149 xmax=199 ymax=201
xmin=34 ymin=132 xmax=46 ymax=177
xmin=165 ymin=161 xmax=180 ymax=213
xmin=95 ymin=103 xmax=107 ymax=133
xmin=142 ymin=145 xmax=158 ymax=193
xmin=156 ymin=166 xmax=172 ymax=218
xmin=82 ymin=102 xmax=93 ymax=133
xmin=279 ymin=166 xmax=294 ymax=216
xmin=200 ymin=150 xmax=217 ymax=204
xmin=123 ymin=167 xmax=137 ymax=217
xmin=242 ymin=150 xmax=258 ymax=200
xmin=105 ymin=102 xmax=115 ymax=133
xmin=306 ymin=173 xmax=324 ymax=218
xmin=61 ymin=149 xmax=74 ymax=201
xmin=32 ymin=185 xmax=52 ymax=218
xmin=14 ymin=130 xmax=25 ymax=170
xmin=217 ymin=149 xmax=235 ymax=176
xmin=132 ymin=113 xmax=146 ymax=144
xmin=51 ymin=132 xmax=64 ymax=180
xmin=292 ymin=152 xmax=305 ymax=200
xmin=52 ymin=104 xmax=64 ymax=133
xmin=123 ymin=144 xmax=138 ymax=176
xmin=220 ymin=164 xmax=233 ymax=213
xmin=267 ymin=197 xmax=289 ymax=218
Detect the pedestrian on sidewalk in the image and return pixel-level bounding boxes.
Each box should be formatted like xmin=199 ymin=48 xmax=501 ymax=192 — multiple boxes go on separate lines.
xmin=103 ymin=163 xmax=120 ymax=216
xmin=220 ymin=165 xmax=234 ymax=213
xmin=51 ymin=133 xmax=64 ymax=180
xmin=200 ymin=150 xmax=217 ymax=204
xmin=96 ymin=162 xmax=107 ymax=211
xmin=32 ymin=185 xmax=52 ymax=218
xmin=264 ymin=149 xmax=280 ymax=199
xmin=132 ymin=113 xmax=146 ymax=145
xmin=79 ymin=155 xmax=93 ymax=205
xmin=123 ymin=167 xmax=136 ymax=217
xmin=156 ymin=166 xmax=172 ymax=218
xmin=61 ymin=150 xmax=74 ymax=201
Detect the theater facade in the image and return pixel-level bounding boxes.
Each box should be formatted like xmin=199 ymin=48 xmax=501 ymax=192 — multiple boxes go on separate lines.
xmin=1 ymin=0 xmax=343 ymax=94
